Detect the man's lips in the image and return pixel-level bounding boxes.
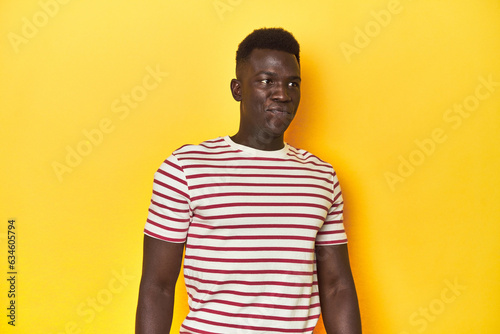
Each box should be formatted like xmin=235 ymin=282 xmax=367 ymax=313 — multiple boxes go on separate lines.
xmin=266 ymin=108 xmax=291 ymax=115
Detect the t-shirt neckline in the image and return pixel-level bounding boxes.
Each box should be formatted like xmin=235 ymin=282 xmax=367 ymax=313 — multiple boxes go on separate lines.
xmin=223 ymin=135 xmax=289 ymax=158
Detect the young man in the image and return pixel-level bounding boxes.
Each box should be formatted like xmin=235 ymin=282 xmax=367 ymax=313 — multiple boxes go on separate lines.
xmin=136 ymin=28 xmax=362 ymax=334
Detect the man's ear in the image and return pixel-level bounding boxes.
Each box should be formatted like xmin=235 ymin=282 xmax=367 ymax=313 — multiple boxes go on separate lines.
xmin=230 ymin=79 xmax=242 ymax=101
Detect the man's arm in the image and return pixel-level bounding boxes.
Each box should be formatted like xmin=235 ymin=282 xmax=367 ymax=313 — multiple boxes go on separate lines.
xmin=316 ymin=243 xmax=362 ymax=334
xmin=136 ymin=235 xmax=185 ymax=334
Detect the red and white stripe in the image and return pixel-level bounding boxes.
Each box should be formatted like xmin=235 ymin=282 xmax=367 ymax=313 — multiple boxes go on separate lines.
xmin=144 ymin=136 xmax=347 ymax=333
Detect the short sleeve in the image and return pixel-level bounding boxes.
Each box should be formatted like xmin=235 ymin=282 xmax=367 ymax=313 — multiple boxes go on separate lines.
xmin=144 ymin=154 xmax=191 ymax=243
xmin=316 ymin=171 xmax=348 ymax=246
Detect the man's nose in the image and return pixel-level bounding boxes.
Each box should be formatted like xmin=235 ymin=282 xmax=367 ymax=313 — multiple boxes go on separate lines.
xmin=271 ymin=83 xmax=291 ymax=102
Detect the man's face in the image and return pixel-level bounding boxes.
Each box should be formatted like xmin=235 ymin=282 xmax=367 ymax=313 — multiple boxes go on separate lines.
xmin=232 ymin=48 xmax=301 ymax=142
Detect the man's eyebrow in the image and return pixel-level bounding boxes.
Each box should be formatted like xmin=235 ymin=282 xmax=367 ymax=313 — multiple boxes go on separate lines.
xmin=256 ymin=71 xmax=301 ymax=81
xmin=256 ymin=71 xmax=278 ymax=77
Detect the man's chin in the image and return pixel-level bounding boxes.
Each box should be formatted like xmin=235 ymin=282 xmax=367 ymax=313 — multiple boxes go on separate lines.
xmin=267 ymin=124 xmax=292 ymax=138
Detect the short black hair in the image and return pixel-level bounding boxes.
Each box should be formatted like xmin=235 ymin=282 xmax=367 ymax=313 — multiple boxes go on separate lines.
xmin=235 ymin=27 xmax=300 ymax=77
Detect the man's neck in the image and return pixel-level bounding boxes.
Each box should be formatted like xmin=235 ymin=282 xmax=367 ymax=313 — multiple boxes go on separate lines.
xmin=230 ymin=133 xmax=285 ymax=151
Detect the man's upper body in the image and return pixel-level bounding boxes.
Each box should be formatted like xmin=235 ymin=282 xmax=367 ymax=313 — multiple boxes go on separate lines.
xmin=136 ymin=28 xmax=362 ymax=333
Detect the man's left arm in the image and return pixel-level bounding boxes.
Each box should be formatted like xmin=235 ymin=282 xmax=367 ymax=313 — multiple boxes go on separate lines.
xmin=316 ymin=243 xmax=362 ymax=334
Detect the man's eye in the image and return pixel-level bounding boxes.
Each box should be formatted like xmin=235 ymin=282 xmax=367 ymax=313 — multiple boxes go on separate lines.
xmin=289 ymin=82 xmax=299 ymax=87
xmin=260 ymin=79 xmax=271 ymax=84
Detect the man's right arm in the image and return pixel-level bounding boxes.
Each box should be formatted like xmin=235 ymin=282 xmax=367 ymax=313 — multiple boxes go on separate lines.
xmin=136 ymin=235 xmax=185 ymax=334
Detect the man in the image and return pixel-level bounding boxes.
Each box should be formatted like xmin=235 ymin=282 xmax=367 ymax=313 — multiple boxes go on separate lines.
xmin=136 ymin=28 xmax=362 ymax=333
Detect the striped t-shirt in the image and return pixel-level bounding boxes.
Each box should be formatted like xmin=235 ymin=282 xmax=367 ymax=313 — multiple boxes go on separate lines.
xmin=144 ymin=136 xmax=347 ymax=334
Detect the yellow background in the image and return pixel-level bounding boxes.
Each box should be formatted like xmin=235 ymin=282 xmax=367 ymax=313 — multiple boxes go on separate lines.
xmin=1 ymin=0 xmax=499 ymax=333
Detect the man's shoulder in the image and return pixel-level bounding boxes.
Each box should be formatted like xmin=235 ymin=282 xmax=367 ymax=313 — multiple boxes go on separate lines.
xmin=157 ymin=137 xmax=229 ymax=169
xmin=287 ymin=143 xmax=334 ymax=169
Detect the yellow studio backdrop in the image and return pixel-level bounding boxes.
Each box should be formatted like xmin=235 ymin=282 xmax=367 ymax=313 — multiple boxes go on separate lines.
xmin=1 ymin=0 xmax=499 ymax=333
